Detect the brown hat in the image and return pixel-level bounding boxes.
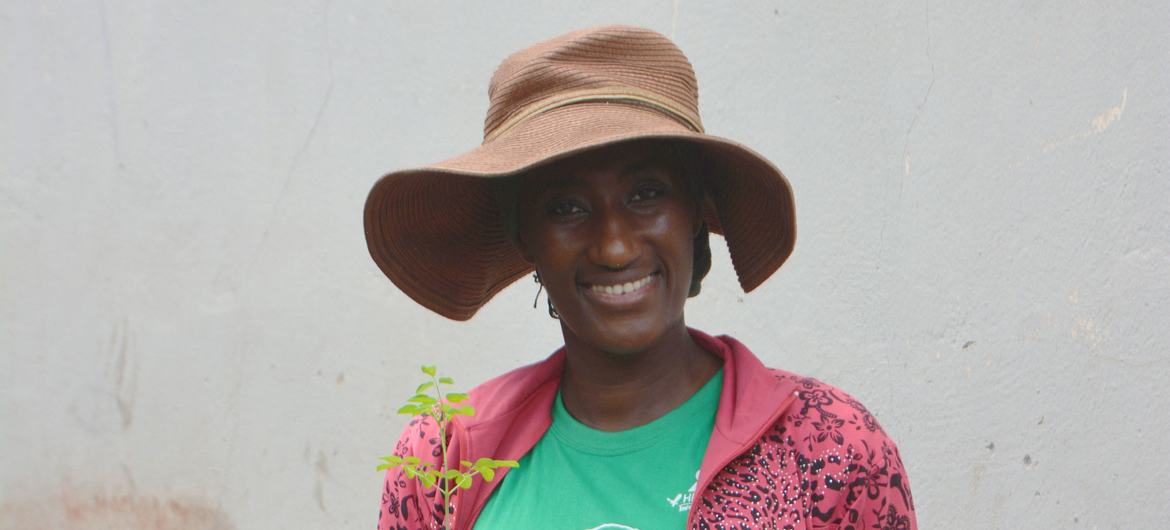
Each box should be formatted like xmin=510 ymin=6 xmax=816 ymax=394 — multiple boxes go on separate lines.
xmin=364 ymin=25 xmax=796 ymax=320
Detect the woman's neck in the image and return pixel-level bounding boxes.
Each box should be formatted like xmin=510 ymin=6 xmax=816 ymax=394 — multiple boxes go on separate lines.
xmin=557 ymin=323 xmax=722 ymax=432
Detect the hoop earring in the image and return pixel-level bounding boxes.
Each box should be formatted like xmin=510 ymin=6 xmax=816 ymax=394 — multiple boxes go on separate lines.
xmin=533 ymin=271 xmax=560 ymax=320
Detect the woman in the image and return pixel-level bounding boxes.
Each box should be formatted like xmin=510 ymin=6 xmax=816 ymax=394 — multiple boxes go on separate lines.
xmin=366 ymin=26 xmax=916 ymax=530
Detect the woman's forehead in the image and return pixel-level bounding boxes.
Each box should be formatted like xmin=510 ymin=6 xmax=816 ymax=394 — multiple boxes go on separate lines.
xmin=520 ymin=141 xmax=682 ymax=190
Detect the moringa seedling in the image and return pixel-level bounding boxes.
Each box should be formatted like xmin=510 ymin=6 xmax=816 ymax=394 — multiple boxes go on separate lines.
xmin=378 ymin=365 xmax=519 ymax=529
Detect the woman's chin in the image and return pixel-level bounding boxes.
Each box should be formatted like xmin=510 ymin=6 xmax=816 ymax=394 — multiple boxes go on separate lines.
xmin=561 ymin=315 xmax=684 ymax=357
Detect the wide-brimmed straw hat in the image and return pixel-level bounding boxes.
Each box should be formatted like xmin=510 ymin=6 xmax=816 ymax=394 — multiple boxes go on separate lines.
xmin=364 ymin=25 xmax=796 ymax=320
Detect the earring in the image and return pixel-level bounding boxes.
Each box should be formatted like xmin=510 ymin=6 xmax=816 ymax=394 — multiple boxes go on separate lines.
xmin=533 ymin=271 xmax=560 ymax=320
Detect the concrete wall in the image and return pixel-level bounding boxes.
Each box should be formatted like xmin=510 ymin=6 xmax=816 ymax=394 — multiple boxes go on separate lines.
xmin=2 ymin=1 xmax=1167 ymax=528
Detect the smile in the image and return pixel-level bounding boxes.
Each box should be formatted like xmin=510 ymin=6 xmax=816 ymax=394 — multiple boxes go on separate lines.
xmin=586 ymin=273 xmax=657 ymax=295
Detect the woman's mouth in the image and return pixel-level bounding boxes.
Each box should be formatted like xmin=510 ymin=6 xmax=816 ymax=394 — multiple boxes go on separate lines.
xmin=589 ymin=273 xmax=656 ymax=295
xmin=581 ymin=272 xmax=658 ymax=306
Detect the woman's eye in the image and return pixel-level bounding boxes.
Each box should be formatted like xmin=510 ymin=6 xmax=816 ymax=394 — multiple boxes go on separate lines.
xmin=548 ymin=200 xmax=585 ymax=217
xmin=630 ymin=186 xmax=665 ymax=202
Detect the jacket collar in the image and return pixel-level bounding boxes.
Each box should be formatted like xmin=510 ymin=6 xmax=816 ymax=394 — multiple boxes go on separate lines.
xmin=689 ymin=330 xmax=799 ymax=490
xmin=451 ymin=328 xmax=798 ymax=529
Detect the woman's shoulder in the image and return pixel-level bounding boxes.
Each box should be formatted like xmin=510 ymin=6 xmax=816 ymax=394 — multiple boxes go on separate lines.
xmin=703 ymin=330 xmax=904 ymax=452
xmin=766 ymin=368 xmax=893 ymax=444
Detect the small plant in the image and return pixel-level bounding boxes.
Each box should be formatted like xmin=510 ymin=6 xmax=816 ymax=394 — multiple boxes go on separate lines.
xmin=378 ymin=365 xmax=518 ymax=529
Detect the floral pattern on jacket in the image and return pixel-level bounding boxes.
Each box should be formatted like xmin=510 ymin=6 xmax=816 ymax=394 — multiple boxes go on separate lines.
xmin=689 ymin=372 xmax=914 ymax=529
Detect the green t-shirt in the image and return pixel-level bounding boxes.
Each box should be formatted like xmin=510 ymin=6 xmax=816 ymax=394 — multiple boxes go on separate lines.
xmin=473 ymin=370 xmax=722 ymax=530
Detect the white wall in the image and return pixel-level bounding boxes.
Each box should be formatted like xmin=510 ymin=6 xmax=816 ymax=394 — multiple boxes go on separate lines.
xmin=2 ymin=1 xmax=1167 ymax=528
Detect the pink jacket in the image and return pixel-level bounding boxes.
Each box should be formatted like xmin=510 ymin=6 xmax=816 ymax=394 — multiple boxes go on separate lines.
xmin=378 ymin=329 xmax=917 ymax=529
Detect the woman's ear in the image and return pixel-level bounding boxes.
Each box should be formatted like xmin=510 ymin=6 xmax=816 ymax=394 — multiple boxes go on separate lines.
xmin=514 ymin=230 xmax=536 ymax=264
xmin=692 ymin=196 xmax=709 ymax=237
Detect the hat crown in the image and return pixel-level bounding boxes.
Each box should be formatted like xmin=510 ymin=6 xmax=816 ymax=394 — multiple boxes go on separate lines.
xmin=483 ymin=25 xmax=702 ymax=142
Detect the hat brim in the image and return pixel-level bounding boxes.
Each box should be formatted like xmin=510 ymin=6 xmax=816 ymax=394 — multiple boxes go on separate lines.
xmin=364 ymin=102 xmax=796 ymax=320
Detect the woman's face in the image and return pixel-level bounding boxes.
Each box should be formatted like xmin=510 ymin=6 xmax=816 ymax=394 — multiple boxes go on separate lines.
xmin=515 ymin=141 xmax=700 ymax=355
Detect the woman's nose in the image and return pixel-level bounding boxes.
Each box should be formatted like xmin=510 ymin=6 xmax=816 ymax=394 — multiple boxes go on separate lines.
xmin=588 ymin=210 xmax=639 ymax=270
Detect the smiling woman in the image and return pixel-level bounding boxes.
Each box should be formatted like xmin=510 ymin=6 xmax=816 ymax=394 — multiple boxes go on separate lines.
xmin=513 ymin=141 xmax=706 ymax=359
xmin=365 ymin=25 xmax=916 ymax=530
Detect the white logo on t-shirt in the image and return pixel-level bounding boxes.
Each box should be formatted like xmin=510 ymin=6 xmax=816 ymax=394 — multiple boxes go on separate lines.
xmin=665 ymin=470 xmax=699 ymax=512
xmin=584 ymin=525 xmax=639 ymax=530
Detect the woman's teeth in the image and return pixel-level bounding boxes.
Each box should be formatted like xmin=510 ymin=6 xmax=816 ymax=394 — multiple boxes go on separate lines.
xmin=590 ymin=274 xmax=654 ymax=295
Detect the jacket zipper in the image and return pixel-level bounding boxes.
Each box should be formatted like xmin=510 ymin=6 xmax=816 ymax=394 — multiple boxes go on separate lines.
xmin=685 ymin=392 xmax=798 ymax=529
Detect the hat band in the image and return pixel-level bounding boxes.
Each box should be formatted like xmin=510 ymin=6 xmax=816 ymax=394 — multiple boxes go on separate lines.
xmin=483 ymin=88 xmax=704 ymax=143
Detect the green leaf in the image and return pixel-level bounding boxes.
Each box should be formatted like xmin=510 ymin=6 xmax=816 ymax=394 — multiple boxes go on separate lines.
xmin=379 ymin=455 xmax=403 ymax=465
xmin=404 ymin=456 xmax=420 ymax=465
xmin=481 ymin=467 xmax=495 ymax=481
xmin=408 ymin=394 xmax=437 ymax=405
xmin=443 ymin=469 xmax=461 ymax=480
xmin=446 ymin=393 xmax=469 ymax=403
xmin=421 ymin=365 xmax=437 ymax=376
xmin=460 ymin=460 xmax=473 ymax=468
xmin=404 ymin=466 xmax=418 ymax=478
xmin=438 ymin=376 xmax=455 ymax=385
xmin=457 ymin=474 xmax=473 ymax=489
xmin=396 ymin=404 xmax=418 ymax=415
xmin=494 ymin=459 xmax=520 ymax=468
xmin=415 ymin=381 xmax=434 ymax=393
xmin=473 ymin=457 xmax=494 ymax=469
xmin=376 ymin=463 xmax=394 ymax=471
xmin=453 ymin=405 xmax=476 ymax=417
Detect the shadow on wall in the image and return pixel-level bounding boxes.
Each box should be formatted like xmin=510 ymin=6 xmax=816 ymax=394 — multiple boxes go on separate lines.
xmin=0 ymin=494 xmax=235 ymax=530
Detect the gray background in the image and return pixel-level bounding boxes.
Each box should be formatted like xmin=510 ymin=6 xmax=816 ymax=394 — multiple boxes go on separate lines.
xmin=2 ymin=1 xmax=1168 ymax=529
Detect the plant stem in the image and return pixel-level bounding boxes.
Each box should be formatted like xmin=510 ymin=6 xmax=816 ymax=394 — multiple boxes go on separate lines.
xmin=432 ymin=372 xmax=452 ymax=530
